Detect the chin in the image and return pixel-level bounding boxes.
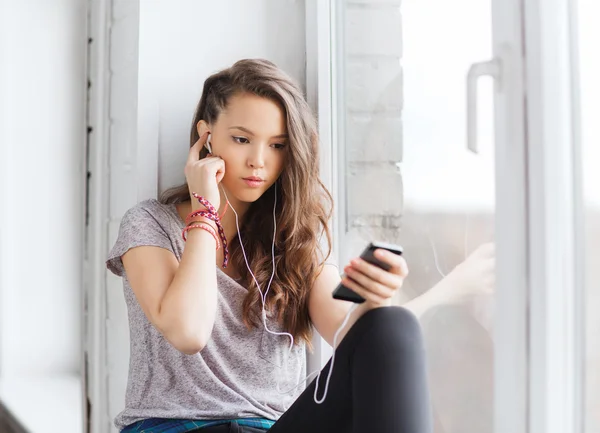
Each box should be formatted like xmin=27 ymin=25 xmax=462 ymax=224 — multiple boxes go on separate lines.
xmin=242 ymin=190 xmax=267 ymax=202
xmin=227 ymin=188 xmax=264 ymax=204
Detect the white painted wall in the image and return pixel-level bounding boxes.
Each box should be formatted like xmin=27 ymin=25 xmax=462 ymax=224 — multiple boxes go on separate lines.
xmin=0 ymin=0 xmax=86 ymax=378
xmin=0 ymin=0 xmax=86 ymax=431
xmin=105 ymin=1 xmax=307 ymax=429
xmin=142 ymin=1 xmax=307 ymax=195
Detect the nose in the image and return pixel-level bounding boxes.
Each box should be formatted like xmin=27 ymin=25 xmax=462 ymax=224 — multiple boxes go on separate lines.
xmin=248 ymin=143 xmax=266 ymax=168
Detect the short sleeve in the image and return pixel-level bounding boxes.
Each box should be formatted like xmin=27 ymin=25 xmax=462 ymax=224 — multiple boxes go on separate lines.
xmin=106 ymin=201 xmax=175 ymax=277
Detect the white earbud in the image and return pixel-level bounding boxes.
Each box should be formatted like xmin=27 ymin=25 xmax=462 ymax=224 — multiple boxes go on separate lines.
xmin=205 ymin=133 xmax=213 ymax=154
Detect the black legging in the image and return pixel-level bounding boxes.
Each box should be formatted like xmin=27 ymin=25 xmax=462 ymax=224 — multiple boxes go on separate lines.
xmin=197 ymin=306 xmax=433 ymax=433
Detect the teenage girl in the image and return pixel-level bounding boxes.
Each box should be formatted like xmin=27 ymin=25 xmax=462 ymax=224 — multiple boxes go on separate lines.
xmin=107 ymin=58 xmax=433 ymax=433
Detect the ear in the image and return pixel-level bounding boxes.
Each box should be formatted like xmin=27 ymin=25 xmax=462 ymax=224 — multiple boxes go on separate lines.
xmin=196 ymin=120 xmax=210 ymax=137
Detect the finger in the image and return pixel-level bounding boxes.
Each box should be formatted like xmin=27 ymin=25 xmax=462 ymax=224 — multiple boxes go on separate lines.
xmin=187 ymin=131 xmax=209 ymax=164
xmin=340 ymin=275 xmax=389 ymax=305
xmin=347 ymin=257 xmax=404 ymax=291
xmin=214 ymin=158 xmax=226 ymax=183
xmin=343 ymin=266 xmax=398 ymax=299
xmin=187 ymin=139 xmax=203 ymax=164
xmin=374 ymin=249 xmax=409 ymax=277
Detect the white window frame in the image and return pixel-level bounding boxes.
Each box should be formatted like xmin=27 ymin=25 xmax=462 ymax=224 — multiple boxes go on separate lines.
xmin=490 ymin=1 xmax=529 ymax=430
xmin=522 ymin=0 xmax=585 ymax=432
xmin=85 ymin=0 xmax=113 ymax=431
xmin=305 ymin=0 xmax=341 ymax=370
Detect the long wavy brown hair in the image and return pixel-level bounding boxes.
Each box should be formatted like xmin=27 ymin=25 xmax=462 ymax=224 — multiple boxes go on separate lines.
xmin=159 ymin=59 xmax=334 ymax=348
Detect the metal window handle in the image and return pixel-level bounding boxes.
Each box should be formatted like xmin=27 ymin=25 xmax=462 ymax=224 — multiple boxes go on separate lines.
xmin=466 ymin=58 xmax=501 ymax=153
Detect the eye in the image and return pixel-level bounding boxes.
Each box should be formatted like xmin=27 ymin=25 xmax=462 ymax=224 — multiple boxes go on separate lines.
xmin=233 ymin=136 xmax=250 ymax=144
xmin=272 ymin=143 xmax=287 ymax=150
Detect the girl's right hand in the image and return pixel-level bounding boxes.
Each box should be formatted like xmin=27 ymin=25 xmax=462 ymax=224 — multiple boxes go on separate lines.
xmin=185 ymin=132 xmax=225 ymax=212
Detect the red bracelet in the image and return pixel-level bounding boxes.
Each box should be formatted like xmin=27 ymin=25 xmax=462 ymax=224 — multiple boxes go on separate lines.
xmin=182 ymin=223 xmax=221 ymax=248
xmin=186 ymin=199 xmax=229 ymax=224
xmin=190 ymin=192 xmax=229 ymax=267
xmin=186 ymin=214 xmax=218 ymax=230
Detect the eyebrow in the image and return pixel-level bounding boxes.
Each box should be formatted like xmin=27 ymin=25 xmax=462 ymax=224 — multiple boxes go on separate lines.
xmin=229 ymin=126 xmax=288 ymax=139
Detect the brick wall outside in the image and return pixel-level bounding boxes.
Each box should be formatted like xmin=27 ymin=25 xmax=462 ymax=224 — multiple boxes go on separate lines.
xmin=343 ymin=2 xmax=496 ymax=431
xmin=341 ymin=0 xmax=404 ymax=258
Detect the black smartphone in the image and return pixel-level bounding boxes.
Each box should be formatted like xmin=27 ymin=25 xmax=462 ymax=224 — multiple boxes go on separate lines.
xmin=332 ymin=241 xmax=404 ymax=304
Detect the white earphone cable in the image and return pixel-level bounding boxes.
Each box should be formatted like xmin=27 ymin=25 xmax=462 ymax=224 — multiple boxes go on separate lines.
xmin=217 ymin=176 xmax=354 ymax=404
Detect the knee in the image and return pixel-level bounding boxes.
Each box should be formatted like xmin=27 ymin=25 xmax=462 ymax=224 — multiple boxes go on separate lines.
xmin=359 ymin=305 xmax=420 ymax=332
xmin=354 ymin=306 xmax=424 ymax=353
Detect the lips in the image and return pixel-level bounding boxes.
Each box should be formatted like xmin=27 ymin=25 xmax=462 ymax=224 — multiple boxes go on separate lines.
xmin=243 ymin=177 xmax=265 ymax=182
xmin=243 ymin=178 xmax=265 ymax=188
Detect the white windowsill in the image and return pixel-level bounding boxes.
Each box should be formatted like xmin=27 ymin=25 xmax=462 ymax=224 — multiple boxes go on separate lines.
xmin=0 ymin=374 xmax=82 ymax=433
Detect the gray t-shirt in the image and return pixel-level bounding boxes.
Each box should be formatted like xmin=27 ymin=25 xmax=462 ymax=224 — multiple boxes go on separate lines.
xmin=106 ymin=199 xmax=338 ymax=430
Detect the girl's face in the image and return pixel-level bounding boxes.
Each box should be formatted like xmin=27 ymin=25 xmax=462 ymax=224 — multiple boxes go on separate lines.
xmin=203 ymin=92 xmax=289 ymax=204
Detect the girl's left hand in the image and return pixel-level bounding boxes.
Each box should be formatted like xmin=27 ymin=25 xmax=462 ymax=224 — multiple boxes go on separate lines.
xmin=341 ymin=249 xmax=409 ymax=308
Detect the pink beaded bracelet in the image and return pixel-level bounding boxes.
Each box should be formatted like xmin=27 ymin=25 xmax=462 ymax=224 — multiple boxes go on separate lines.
xmin=188 ymin=192 xmax=229 ymax=267
xmin=182 ymin=222 xmax=221 ymax=248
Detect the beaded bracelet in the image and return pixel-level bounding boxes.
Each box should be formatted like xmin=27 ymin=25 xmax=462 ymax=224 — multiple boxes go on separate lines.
xmin=193 ymin=220 xmax=219 ymax=247
xmin=182 ymin=222 xmax=221 ymax=247
xmin=185 ymin=202 xmax=229 ymax=224
xmin=185 ymin=213 xmax=218 ymax=230
xmin=189 ymin=192 xmax=230 ymax=268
